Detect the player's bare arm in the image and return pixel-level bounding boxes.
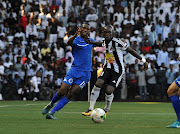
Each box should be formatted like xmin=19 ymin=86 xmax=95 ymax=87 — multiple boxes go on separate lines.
xmin=126 ymin=47 xmax=148 ymax=68
xmin=84 ymin=37 xmax=103 ymax=47
xmin=67 ymin=26 xmax=81 ymax=46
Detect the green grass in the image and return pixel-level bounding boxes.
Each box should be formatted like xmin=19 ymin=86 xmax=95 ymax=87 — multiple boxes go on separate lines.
xmin=0 ymin=101 xmax=179 ymax=134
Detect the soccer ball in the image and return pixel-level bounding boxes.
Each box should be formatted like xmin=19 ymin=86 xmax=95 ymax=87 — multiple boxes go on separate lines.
xmin=91 ymin=108 xmax=106 ymax=123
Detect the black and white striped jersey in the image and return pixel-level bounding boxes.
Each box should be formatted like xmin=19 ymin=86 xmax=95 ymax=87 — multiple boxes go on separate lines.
xmin=102 ymin=37 xmax=128 ymax=74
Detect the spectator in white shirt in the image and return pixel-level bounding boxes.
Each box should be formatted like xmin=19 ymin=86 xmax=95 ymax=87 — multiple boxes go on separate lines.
xmin=54 ymin=42 xmax=65 ymax=60
xmin=157 ymin=46 xmax=169 ymax=67
xmin=57 ymin=21 xmax=66 ymax=42
xmin=30 ymin=71 xmax=41 ymax=101
xmin=168 ymin=6 xmax=176 ymax=22
xmin=1 ymin=47 xmax=13 ymax=62
xmin=26 ymin=19 xmax=38 ymax=46
xmin=65 ymin=57 xmax=72 ymax=73
xmin=144 ymin=20 xmax=152 ymax=35
xmin=106 ymin=2 xmax=114 ymax=14
xmin=0 ymin=35 xmax=5 ymax=50
xmin=85 ymin=9 xmax=98 ymax=29
xmin=113 ymin=8 xmax=124 ymax=26
xmin=14 ymin=27 xmax=26 ymax=41
xmin=3 ymin=57 xmax=13 ymax=69
xmin=171 ymin=17 xmax=180 ymax=34
xmin=135 ymin=2 xmax=146 ymax=18
xmin=130 ymin=30 xmax=142 ymax=46
xmin=145 ymin=49 xmax=156 ymax=63
xmin=104 ymin=0 xmax=115 ymax=6
xmin=156 ymin=9 xmax=166 ymax=23
xmin=163 ymin=21 xmax=171 ymax=41
xmin=36 ymin=18 xmax=46 ymax=40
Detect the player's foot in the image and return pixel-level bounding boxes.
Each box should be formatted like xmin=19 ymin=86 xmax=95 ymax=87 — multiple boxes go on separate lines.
xmin=167 ymin=121 xmax=180 ymax=128
xmin=42 ymin=103 xmax=53 ymax=115
xmin=46 ymin=113 xmax=57 ymax=120
xmin=104 ymin=109 xmax=109 ymax=116
xmin=82 ymin=109 xmax=92 ymax=116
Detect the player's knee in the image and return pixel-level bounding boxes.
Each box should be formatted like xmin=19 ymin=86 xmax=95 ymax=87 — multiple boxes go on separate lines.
xmin=95 ymin=79 xmax=104 ymax=88
xmin=167 ymin=87 xmax=176 ymax=96
xmin=105 ymin=85 xmax=115 ymax=95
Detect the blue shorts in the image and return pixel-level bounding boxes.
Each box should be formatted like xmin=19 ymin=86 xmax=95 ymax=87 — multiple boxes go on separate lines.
xmin=175 ymin=76 xmax=180 ymax=88
xmin=62 ymin=69 xmax=91 ymax=89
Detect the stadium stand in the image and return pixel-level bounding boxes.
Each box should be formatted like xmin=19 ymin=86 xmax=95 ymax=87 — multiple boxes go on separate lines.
xmin=0 ymin=0 xmax=179 ymax=101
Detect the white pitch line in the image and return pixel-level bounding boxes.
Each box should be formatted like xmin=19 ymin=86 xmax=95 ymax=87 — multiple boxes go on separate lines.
xmin=0 ymin=104 xmax=42 ymax=108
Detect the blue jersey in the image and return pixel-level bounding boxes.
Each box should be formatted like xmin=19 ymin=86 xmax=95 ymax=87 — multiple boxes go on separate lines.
xmin=71 ymin=36 xmax=96 ymax=71
xmin=175 ymin=76 xmax=180 ymax=88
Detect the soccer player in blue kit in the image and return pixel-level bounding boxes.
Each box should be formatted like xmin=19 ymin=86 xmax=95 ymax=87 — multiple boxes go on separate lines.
xmin=167 ymin=75 xmax=180 ymax=128
xmin=42 ymin=24 xmax=102 ymax=119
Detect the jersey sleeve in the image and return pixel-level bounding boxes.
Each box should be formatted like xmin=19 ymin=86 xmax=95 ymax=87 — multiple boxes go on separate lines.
xmin=113 ymin=38 xmax=128 ymax=50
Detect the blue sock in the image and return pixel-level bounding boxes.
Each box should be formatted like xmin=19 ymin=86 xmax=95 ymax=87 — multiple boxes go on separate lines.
xmin=50 ymin=96 xmax=69 ymax=114
xmin=50 ymin=91 xmax=61 ymax=105
xmin=170 ymin=95 xmax=180 ymax=122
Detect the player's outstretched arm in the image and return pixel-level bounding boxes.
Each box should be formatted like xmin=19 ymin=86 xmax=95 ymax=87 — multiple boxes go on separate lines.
xmin=126 ymin=47 xmax=148 ymax=68
xmin=67 ymin=26 xmax=81 ymax=46
xmin=84 ymin=37 xmax=102 ymax=47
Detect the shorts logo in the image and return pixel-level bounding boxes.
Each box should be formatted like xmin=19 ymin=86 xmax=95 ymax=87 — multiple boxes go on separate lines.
xmin=112 ymin=80 xmax=116 ymax=83
xmin=63 ymin=78 xmax=67 ymax=82
xmin=68 ymin=78 xmax=73 ymax=84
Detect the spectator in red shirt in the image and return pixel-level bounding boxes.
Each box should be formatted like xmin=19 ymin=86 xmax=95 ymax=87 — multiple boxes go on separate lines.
xmin=141 ymin=40 xmax=152 ymax=53
xmin=20 ymin=12 xmax=28 ymax=32
xmin=50 ymin=0 xmax=59 ymax=12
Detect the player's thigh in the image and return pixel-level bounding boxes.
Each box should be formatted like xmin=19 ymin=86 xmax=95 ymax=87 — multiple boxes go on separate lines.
xmin=97 ymin=68 xmax=111 ymax=87
xmin=167 ymin=81 xmax=180 ymax=96
xmin=58 ymin=83 xmax=71 ymax=96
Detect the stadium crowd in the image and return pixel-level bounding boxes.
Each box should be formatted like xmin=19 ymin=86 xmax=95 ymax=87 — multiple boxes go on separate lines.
xmin=0 ymin=0 xmax=179 ymax=101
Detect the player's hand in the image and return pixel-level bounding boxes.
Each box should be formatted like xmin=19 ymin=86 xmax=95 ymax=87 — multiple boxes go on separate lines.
xmin=75 ymin=26 xmax=81 ymax=36
xmin=144 ymin=62 xmax=148 ymax=70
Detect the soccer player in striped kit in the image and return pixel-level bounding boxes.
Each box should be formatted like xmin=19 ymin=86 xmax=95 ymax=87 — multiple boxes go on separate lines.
xmin=82 ymin=25 xmax=148 ymax=116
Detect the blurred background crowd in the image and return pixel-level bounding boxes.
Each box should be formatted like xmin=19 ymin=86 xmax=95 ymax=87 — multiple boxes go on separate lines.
xmin=0 ymin=0 xmax=179 ymax=101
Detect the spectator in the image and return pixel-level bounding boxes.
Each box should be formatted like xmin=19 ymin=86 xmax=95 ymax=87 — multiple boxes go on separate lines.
xmin=26 ymin=19 xmax=38 ymax=46
xmin=148 ymin=26 xmax=157 ymax=47
xmin=136 ymin=64 xmax=147 ymax=101
xmin=50 ymin=0 xmax=59 ymax=12
xmin=146 ymin=62 xmax=157 ymax=100
xmin=30 ymin=71 xmax=41 ymax=101
xmin=157 ymin=46 xmax=169 ymax=67
xmin=126 ymin=65 xmax=138 ymax=100
xmin=54 ymin=41 xmax=65 ymax=60
xmin=57 ymin=21 xmax=66 ymax=42
xmin=166 ymin=64 xmax=177 ymax=88
xmin=85 ymin=9 xmax=98 ymax=29
xmin=157 ymin=63 xmax=167 ymax=100
xmin=49 ymin=17 xmax=58 ymax=46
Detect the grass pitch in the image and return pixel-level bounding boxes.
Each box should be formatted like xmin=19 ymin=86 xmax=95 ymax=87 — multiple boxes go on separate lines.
xmin=0 ymin=101 xmax=179 ymax=134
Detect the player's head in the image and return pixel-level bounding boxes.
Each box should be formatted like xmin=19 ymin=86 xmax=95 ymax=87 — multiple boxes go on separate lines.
xmin=80 ymin=23 xmax=90 ymax=38
xmin=103 ymin=25 xmax=114 ymax=41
